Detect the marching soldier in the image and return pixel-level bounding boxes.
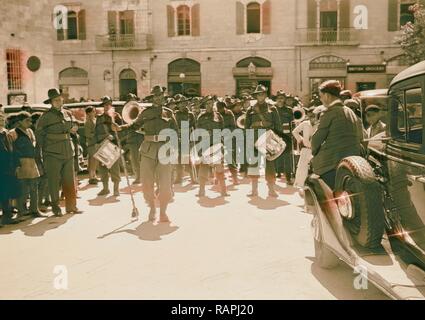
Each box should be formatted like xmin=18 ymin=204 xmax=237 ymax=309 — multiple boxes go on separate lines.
xmin=275 ymin=90 xmax=294 ymax=184
xmin=94 ymin=96 xmax=122 ymax=197
xmin=115 ymin=86 xmax=178 ymax=223
xmin=196 ymin=96 xmax=229 ymax=198
xmin=174 ymin=95 xmax=197 ymax=184
xmin=36 ymin=89 xmax=82 ymax=216
xmin=245 ymin=85 xmax=283 ymax=198
xmin=216 ymin=100 xmax=239 ymax=185
xmin=125 ymin=93 xmax=144 ymax=185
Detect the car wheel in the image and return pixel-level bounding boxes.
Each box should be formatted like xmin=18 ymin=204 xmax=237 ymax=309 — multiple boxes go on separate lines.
xmin=335 ymin=156 xmax=385 ymax=248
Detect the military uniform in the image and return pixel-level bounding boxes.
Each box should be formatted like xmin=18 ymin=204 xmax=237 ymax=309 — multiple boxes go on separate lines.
xmin=94 ymin=113 xmax=121 ymax=195
xmin=218 ymin=106 xmax=239 ymax=184
xmin=196 ymin=110 xmax=228 ymax=197
xmin=174 ymin=106 xmax=196 ymax=184
xmin=275 ymin=105 xmax=294 ymax=182
xmin=245 ymin=100 xmax=282 ymax=197
xmin=35 ymin=107 xmax=77 ymax=215
xmin=126 ymin=129 xmax=144 ymax=184
xmin=124 ymin=100 xmax=178 ymax=221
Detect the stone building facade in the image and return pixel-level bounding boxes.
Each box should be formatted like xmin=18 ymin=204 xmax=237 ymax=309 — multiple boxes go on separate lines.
xmin=15 ymin=0 xmax=425 ymax=103
xmin=0 ymin=0 xmax=55 ymax=105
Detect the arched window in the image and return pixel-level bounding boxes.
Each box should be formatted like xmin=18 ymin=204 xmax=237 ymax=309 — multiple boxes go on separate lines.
xmin=177 ymin=5 xmax=191 ymax=36
xmin=168 ymin=59 xmax=201 ymax=96
xmin=236 ymin=56 xmax=272 ymax=68
xmin=247 ymin=2 xmax=261 ymax=34
xmin=59 ymin=67 xmax=89 ymax=103
xmin=309 ymin=55 xmax=347 ymax=70
xmin=119 ymin=69 xmax=137 ymax=100
xmin=59 ymin=67 xmax=88 ymax=79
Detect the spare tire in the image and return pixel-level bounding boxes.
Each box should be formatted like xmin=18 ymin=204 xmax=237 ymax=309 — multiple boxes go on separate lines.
xmin=335 ymin=156 xmax=385 ymax=248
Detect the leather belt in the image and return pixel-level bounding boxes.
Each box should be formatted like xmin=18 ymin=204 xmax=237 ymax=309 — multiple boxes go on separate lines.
xmin=144 ymin=135 xmax=168 ymax=142
xmin=46 ymin=133 xmax=70 ymax=140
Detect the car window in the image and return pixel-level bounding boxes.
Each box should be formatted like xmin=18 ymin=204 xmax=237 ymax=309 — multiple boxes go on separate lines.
xmin=405 ymin=88 xmax=423 ymax=145
xmin=395 ymin=93 xmax=407 ymax=142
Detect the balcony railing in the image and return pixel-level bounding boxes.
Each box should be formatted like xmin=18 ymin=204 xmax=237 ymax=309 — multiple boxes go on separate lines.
xmin=296 ymin=28 xmax=360 ymax=46
xmin=95 ymin=33 xmax=153 ymax=50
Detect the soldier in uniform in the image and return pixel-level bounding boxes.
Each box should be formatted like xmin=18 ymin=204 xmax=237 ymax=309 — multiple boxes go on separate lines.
xmin=174 ymin=95 xmax=197 ymax=184
xmin=245 ymin=85 xmax=283 ymax=198
xmin=275 ymin=90 xmax=294 ymax=184
xmin=115 ymin=86 xmax=177 ymax=223
xmin=196 ymin=96 xmax=229 ymax=198
xmin=94 ymin=96 xmax=122 ymax=197
xmin=124 ymin=93 xmax=144 ymax=185
xmin=35 ymin=89 xmax=82 ymax=216
xmin=216 ymin=100 xmax=239 ymax=185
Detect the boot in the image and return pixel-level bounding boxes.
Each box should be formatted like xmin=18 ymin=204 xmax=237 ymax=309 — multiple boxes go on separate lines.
xmin=97 ymin=181 xmax=110 ymax=196
xmin=113 ymin=183 xmax=120 ymax=197
xmin=268 ymin=183 xmax=278 ymax=198
xmin=159 ymin=204 xmax=170 ymax=223
xmin=248 ymin=180 xmax=259 ymax=197
xmin=231 ymin=170 xmax=240 ymax=185
xmin=197 ymin=183 xmax=206 ymax=198
xmin=217 ymin=174 xmax=230 ymax=197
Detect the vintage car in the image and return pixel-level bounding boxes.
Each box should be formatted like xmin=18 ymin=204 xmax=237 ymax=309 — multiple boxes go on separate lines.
xmin=305 ymin=60 xmax=425 ymax=300
xmin=353 ymin=88 xmax=389 ymax=128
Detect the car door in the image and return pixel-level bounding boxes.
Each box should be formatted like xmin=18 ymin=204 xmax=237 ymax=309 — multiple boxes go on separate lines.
xmin=387 ymin=78 xmax=425 ymax=255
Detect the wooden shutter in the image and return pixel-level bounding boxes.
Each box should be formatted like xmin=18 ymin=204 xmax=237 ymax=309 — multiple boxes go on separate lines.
xmin=78 ymin=9 xmax=86 ymax=40
xmin=108 ymin=11 xmax=117 ymax=34
xmin=340 ymin=0 xmax=350 ymax=28
xmin=192 ymin=3 xmax=200 ymax=36
xmin=307 ymin=0 xmax=317 ymax=29
xmin=262 ymin=0 xmax=271 ymax=34
xmin=236 ymin=1 xmax=245 ymax=35
xmin=167 ymin=5 xmax=175 ymax=37
xmin=388 ymin=0 xmax=399 ymax=31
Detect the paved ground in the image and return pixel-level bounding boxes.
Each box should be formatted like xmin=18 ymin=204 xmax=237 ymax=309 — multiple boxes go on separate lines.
xmin=0 ymin=175 xmax=388 ymax=300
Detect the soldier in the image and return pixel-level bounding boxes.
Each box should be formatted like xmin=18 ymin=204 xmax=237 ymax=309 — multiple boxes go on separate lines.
xmin=196 ymin=96 xmax=229 ymax=198
xmin=245 ymin=85 xmax=283 ymax=198
xmin=275 ymin=90 xmax=294 ymax=184
xmin=84 ymin=106 xmax=98 ymax=185
xmin=124 ymin=93 xmax=144 ymax=185
xmin=216 ymin=100 xmax=239 ymax=185
xmin=114 ymin=86 xmax=177 ymax=223
xmin=35 ymin=89 xmax=82 ymax=216
xmin=174 ymin=95 xmax=197 ymax=184
xmin=95 ymin=96 xmax=122 ymax=196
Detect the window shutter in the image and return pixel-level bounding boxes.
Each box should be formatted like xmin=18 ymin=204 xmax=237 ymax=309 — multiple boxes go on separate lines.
xmin=78 ymin=9 xmax=86 ymax=40
xmin=108 ymin=11 xmax=117 ymax=35
xmin=262 ymin=0 xmax=271 ymax=34
xmin=192 ymin=3 xmax=200 ymax=36
xmin=128 ymin=10 xmax=135 ymax=34
xmin=340 ymin=0 xmax=350 ymax=28
xmin=167 ymin=5 xmax=175 ymax=37
xmin=236 ymin=1 xmax=245 ymax=35
xmin=57 ymin=28 xmax=65 ymax=41
xmin=388 ymin=0 xmax=398 ymax=31
xmin=307 ymin=0 xmax=317 ymax=29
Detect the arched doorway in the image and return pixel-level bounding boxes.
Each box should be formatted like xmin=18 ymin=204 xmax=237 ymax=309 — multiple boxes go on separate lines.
xmin=168 ymin=59 xmax=201 ymax=97
xmin=59 ymin=67 xmax=89 ymax=103
xmin=233 ymin=57 xmax=273 ymax=97
xmin=119 ymin=69 xmax=137 ymax=100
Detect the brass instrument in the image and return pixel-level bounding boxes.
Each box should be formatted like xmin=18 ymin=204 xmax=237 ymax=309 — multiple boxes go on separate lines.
xmin=236 ymin=114 xmax=246 ymax=129
xmin=122 ymin=101 xmax=145 ymax=134
xmin=293 ymin=106 xmax=306 ymax=123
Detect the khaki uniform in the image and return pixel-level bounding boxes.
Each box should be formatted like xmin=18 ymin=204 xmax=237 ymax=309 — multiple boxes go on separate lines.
xmin=94 ymin=114 xmax=121 ymax=185
xmin=174 ymin=108 xmax=196 ymax=183
xmin=275 ymin=106 xmax=294 ymax=180
xmin=126 ymin=105 xmax=178 ymax=208
xmin=245 ymin=102 xmax=282 ymax=183
xmin=196 ymin=111 xmax=226 ymax=191
xmin=219 ymin=108 xmax=238 ymax=180
xmin=35 ymin=108 xmax=77 ymax=212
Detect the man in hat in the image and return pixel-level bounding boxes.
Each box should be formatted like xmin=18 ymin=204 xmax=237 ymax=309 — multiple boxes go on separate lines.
xmin=114 ymin=86 xmax=177 ymax=223
xmin=340 ymin=90 xmax=353 ymax=102
xmin=124 ymin=93 xmax=144 ymax=185
xmin=94 ymin=96 xmax=122 ymax=196
xmin=84 ymin=106 xmax=99 ymax=185
xmin=311 ymin=80 xmax=364 ymax=189
xmin=365 ymin=105 xmax=386 ymax=139
xmin=174 ymin=95 xmax=197 ymax=184
xmin=35 ymin=89 xmax=81 ymax=216
xmin=245 ymin=85 xmax=284 ymax=198
xmin=216 ymin=100 xmax=239 ymax=185
xmin=274 ymin=90 xmax=294 ymax=184
xmin=196 ymin=96 xmax=229 ymax=198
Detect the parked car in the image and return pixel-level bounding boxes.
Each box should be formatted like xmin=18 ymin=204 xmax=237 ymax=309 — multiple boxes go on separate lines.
xmin=305 ymin=60 xmax=425 ymax=300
